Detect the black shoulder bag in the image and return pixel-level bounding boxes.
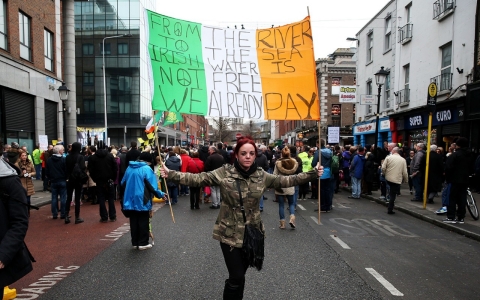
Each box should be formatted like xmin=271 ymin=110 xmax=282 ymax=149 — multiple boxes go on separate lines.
xmin=235 ymin=180 xmax=265 ymax=271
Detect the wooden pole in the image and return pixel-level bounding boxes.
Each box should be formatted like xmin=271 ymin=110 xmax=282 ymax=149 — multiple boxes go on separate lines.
xmin=307 ymin=5 xmax=321 ymax=225
xmin=422 ymin=112 xmax=433 ymax=209
xmin=153 ymin=110 xmax=175 ymax=223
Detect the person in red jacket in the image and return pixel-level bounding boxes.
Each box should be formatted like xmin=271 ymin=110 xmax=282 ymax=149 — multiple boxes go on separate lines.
xmin=186 ymin=151 xmax=204 ymax=209
xmin=179 ymin=149 xmax=192 ymax=196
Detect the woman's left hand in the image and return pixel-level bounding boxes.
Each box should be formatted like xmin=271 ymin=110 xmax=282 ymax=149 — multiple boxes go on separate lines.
xmin=316 ymin=163 xmax=324 ymax=177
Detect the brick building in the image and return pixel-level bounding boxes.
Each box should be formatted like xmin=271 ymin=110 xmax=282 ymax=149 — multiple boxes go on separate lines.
xmin=0 ymin=0 xmax=66 ymax=148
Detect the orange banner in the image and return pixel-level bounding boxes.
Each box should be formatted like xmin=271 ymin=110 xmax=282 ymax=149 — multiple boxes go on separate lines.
xmin=256 ymin=16 xmax=320 ymax=120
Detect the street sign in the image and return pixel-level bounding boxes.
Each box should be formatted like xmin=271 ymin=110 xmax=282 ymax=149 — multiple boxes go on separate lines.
xmin=427 ymin=82 xmax=437 ymax=107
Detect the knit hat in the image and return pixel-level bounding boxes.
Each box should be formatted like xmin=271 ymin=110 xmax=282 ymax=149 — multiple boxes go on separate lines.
xmin=11 ymin=142 xmax=20 ymax=149
xmin=138 ymin=152 xmax=152 ymax=163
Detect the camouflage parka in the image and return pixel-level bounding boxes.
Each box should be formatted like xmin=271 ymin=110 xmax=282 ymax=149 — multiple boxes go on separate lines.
xmin=167 ymin=163 xmax=318 ymax=248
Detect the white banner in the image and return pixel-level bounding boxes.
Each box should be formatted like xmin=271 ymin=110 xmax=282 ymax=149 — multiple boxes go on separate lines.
xmin=38 ymin=135 xmax=48 ymax=151
xmin=328 ymin=127 xmax=340 ymax=144
xmin=339 ymin=85 xmax=356 ymax=103
xmin=360 ymin=94 xmax=376 ymax=105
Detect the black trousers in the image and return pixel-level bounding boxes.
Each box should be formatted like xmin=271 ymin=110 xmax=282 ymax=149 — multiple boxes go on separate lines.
xmin=97 ymin=184 xmax=116 ymax=221
xmin=66 ymin=180 xmax=82 ymax=218
xmin=387 ymin=181 xmax=401 ymax=212
xmin=220 ymin=242 xmax=248 ymax=284
xmin=447 ymin=182 xmax=467 ymax=220
xmin=130 ymin=211 xmax=150 ymax=246
xmin=190 ymin=187 xmax=201 ymax=208
xmin=300 ymin=182 xmax=310 ymax=198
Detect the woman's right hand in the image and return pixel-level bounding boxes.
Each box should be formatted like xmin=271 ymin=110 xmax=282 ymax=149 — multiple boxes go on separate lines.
xmin=160 ymin=164 xmax=170 ymax=178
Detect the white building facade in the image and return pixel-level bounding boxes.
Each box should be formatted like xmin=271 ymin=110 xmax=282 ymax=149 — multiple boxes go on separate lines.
xmin=354 ymin=0 xmax=475 ymax=149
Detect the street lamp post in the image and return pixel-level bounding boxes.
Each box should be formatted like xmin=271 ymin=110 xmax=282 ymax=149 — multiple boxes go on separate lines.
xmin=374 ymin=66 xmax=388 ymax=150
xmin=103 ymin=34 xmax=132 ymax=146
xmin=57 ymin=82 xmax=70 ymax=145
xmin=186 ymin=125 xmax=190 ymax=147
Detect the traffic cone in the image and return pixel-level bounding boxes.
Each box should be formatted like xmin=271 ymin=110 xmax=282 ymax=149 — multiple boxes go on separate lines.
xmin=3 ymin=286 xmax=17 ymax=300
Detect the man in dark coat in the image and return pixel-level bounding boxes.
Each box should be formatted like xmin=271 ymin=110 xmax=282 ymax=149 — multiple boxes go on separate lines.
xmin=88 ymin=140 xmax=118 ymax=222
xmin=444 ymin=137 xmax=472 ymax=224
xmin=65 ymin=142 xmax=86 ymax=224
xmin=204 ymin=146 xmax=225 ymax=208
xmin=199 ymin=145 xmax=209 ymax=163
xmin=217 ymin=142 xmax=229 ymax=164
xmin=422 ymin=145 xmax=444 ymax=204
xmin=0 ymin=142 xmax=34 ymax=297
xmin=126 ymin=141 xmax=141 ymax=166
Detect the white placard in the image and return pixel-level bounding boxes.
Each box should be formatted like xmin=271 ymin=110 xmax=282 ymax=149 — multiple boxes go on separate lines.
xmin=380 ymin=119 xmax=390 ymax=130
xmin=38 ymin=135 xmax=48 ymax=151
xmin=339 ymin=85 xmax=356 ymax=103
xmin=360 ymin=94 xmax=376 ymax=105
xmin=328 ymin=127 xmax=340 ymax=144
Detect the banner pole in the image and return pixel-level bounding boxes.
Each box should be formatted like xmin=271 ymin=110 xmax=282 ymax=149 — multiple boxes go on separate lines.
xmin=153 ymin=110 xmax=175 ymax=223
xmin=308 ymin=5 xmax=321 ymax=224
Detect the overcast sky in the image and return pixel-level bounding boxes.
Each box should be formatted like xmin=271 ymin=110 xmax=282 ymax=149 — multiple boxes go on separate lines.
xmin=153 ymin=0 xmax=390 ymax=59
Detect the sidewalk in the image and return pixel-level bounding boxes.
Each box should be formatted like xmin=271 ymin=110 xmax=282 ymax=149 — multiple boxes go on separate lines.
xmin=341 ymin=183 xmax=480 ymax=242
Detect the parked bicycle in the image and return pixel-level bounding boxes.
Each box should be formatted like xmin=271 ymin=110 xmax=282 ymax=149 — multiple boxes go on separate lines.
xmin=466 ymin=184 xmax=479 ymax=220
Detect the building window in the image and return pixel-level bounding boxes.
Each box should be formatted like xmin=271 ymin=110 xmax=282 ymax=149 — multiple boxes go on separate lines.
xmin=83 ymin=99 xmax=95 ymax=112
xmin=82 ymin=43 xmax=93 ymax=55
xmin=331 ymin=77 xmax=341 ymax=95
xmin=367 ymin=80 xmax=373 ymax=114
xmin=385 ymin=74 xmax=391 ymax=109
xmin=83 ymin=72 xmax=94 ymax=85
xmin=44 ymin=29 xmax=53 ymax=71
xmin=331 ymin=104 xmax=341 ymax=127
xmin=384 ymin=16 xmax=391 ymax=51
xmin=403 ymin=64 xmax=410 ymax=103
xmin=118 ymin=43 xmax=128 ymax=55
xmin=406 ymin=3 xmax=412 ymax=23
xmin=19 ymin=12 xmax=31 ymax=61
xmin=367 ymin=32 xmax=373 ymax=62
xmin=0 ymin=0 xmax=7 ymax=50
xmin=440 ymin=43 xmax=452 ymax=90
xmin=101 ymin=43 xmax=111 ymax=55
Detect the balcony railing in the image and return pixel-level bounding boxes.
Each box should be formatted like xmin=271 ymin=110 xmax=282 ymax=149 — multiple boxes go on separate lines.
xmin=398 ymin=24 xmax=413 ymax=44
xmin=430 ymin=73 xmax=453 ymax=91
xmin=433 ymin=0 xmax=455 ymax=20
xmin=397 ymin=89 xmax=410 ymax=106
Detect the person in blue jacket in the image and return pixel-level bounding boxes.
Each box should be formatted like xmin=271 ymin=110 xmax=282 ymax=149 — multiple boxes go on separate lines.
xmin=349 ymin=146 xmax=366 ymax=199
xmin=312 ymin=139 xmax=332 ymax=212
xmin=121 ymin=152 xmax=165 ymax=250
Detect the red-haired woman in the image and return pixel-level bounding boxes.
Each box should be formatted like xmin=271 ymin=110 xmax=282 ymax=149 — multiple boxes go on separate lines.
xmin=160 ymin=135 xmax=323 ymax=299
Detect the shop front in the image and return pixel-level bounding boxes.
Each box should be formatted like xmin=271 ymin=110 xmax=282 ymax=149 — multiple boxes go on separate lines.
xmin=401 ymin=105 xmax=464 ymax=149
xmin=353 ymin=117 xmax=391 ymax=147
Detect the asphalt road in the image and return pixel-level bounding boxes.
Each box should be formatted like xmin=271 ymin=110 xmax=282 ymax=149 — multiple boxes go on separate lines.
xmin=11 ymin=188 xmax=480 ymax=299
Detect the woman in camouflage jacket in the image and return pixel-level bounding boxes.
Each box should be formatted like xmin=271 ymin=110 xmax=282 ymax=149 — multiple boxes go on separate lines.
xmin=160 ymin=136 xmax=323 ymax=299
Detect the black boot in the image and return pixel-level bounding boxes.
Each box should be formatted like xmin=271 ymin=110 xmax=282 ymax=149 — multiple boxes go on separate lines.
xmin=64 ymin=216 xmax=71 ymax=224
xmin=223 ymin=279 xmax=245 ymax=300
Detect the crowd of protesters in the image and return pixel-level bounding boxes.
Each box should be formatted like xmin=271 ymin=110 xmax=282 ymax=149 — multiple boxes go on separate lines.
xmin=2 ymin=135 xmax=478 ymax=230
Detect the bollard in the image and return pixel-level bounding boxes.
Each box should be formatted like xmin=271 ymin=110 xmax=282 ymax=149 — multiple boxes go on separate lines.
xmin=3 ymin=286 xmax=17 ymax=300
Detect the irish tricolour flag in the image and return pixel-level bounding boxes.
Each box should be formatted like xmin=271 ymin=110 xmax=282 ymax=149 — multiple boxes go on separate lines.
xmin=145 ymin=10 xmax=319 ymax=121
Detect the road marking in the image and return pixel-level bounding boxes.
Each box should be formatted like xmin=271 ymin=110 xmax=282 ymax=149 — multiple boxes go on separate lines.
xmin=310 ymin=216 xmax=322 ymax=225
xmin=336 ymin=203 xmax=350 ymax=208
xmin=330 ymin=235 xmax=351 ymax=249
xmin=297 ymin=204 xmax=306 ymax=211
xmin=365 ymin=268 xmax=404 ymax=296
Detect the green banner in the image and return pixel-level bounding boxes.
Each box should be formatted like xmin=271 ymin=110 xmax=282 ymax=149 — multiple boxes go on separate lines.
xmin=146 ymin=10 xmax=207 ymax=115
